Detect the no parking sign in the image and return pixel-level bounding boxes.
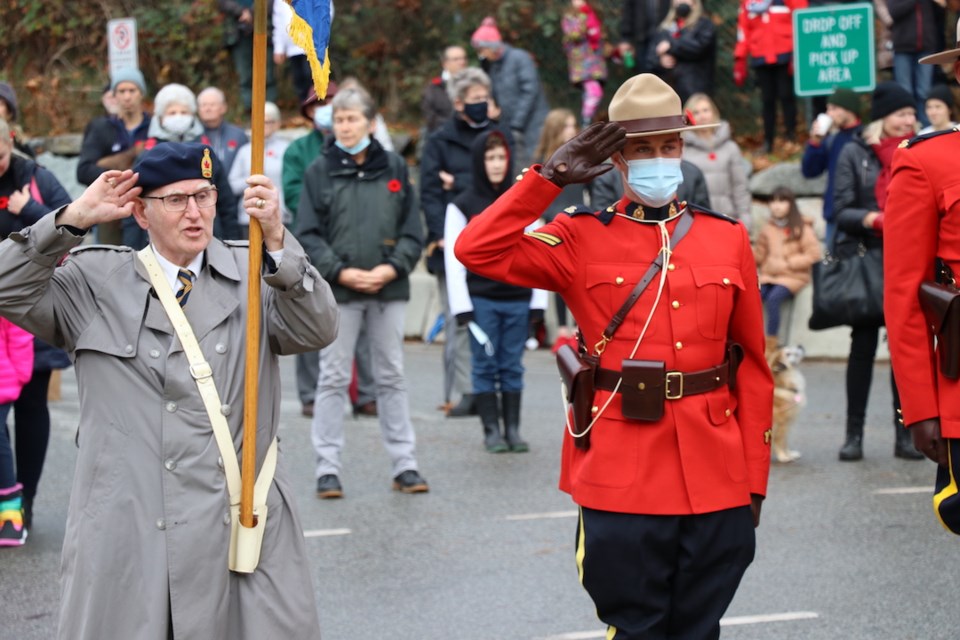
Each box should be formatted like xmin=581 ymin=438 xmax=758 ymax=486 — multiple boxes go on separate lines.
xmin=108 ymin=18 xmax=139 ymax=77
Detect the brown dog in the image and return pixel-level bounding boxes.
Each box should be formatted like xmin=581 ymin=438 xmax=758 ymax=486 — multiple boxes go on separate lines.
xmin=767 ymin=345 xmax=806 ymax=463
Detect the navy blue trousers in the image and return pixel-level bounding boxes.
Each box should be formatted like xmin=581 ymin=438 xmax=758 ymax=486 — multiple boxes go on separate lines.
xmin=576 ymin=505 xmax=756 ymax=639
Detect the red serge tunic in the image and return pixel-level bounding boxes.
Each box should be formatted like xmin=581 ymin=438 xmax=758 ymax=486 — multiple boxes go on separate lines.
xmin=455 ymin=169 xmax=773 ymax=515
xmin=885 ymin=131 xmax=960 ymax=436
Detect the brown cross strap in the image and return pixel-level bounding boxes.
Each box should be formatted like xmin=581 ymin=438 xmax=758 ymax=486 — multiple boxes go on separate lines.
xmin=594 ymin=361 xmax=728 ymax=400
xmin=599 ymin=210 xmax=694 ymax=348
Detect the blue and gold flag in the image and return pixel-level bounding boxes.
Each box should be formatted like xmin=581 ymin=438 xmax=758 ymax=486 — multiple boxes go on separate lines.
xmin=285 ymin=0 xmax=332 ymax=98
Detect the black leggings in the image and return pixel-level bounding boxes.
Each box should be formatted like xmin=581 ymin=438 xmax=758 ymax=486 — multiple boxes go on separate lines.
xmin=13 ymin=369 xmax=52 ymax=502
xmin=754 ymin=63 xmax=797 ymax=147
xmin=846 ymin=326 xmax=898 ymax=424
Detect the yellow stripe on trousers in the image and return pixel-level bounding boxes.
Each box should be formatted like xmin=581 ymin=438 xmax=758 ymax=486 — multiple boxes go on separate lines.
xmin=576 ymin=506 xmax=619 ymax=640
xmin=935 ymin=444 xmax=958 ymax=532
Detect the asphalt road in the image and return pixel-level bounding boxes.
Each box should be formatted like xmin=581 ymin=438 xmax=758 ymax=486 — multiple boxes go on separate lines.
xmin=4 ymin=343 xmax=959 ymax=640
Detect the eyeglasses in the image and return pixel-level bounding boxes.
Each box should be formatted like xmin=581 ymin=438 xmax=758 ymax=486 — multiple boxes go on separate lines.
xmin=143 ymin=188 xmax=218 ymax=212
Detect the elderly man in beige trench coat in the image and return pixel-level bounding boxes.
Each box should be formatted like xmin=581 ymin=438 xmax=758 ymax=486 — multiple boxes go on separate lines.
xmin=0 ymin=142 xmax=337 ymax=639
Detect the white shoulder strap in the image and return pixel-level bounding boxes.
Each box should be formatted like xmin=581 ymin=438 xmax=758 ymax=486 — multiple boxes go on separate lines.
xmin=137 ymin=247 xmax=275 ymax=505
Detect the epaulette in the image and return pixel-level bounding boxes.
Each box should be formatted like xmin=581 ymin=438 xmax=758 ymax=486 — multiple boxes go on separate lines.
xmin=687 ymin=202 xmax=739 ymax=224
xmin=223 ymin=240 xmax=251 ymax=247
xmin=69 ymin=244 xmax=134 ymax=255
xmin=901 ymin=125 xmax=960 ymax=149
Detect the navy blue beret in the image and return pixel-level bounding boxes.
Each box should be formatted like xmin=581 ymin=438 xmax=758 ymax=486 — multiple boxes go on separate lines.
xmin=134 ymin=142 xmax=218 ymax=193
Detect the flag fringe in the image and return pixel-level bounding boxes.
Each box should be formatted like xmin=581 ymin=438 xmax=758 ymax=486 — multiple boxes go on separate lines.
xmin=286 ymin=4 xmax=331 ymax=98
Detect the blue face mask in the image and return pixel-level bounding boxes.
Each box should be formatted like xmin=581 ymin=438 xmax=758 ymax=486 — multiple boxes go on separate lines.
xmin=335 ymin=135 xmax=371 ymax=156
xmin=313 ymin=104 xmax=332 ymax=130
xmin=624 ymin=157 xmax=684 ymax=208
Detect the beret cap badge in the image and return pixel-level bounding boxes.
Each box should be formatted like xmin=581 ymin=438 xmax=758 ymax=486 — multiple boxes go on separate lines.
xmin=201 ymin=148 xmax=213 ymax=179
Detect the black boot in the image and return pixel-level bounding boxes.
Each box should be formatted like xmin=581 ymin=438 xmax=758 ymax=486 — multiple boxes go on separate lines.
xmin=446 ymin=393 xmax=476 ymax=417
xmin=894 ymin=423 xmax=924 ymax=460
xmin=839 ymin=417 xmax=864 ymax=461
xmin=475 ymin=392 xmax=508 ymax=453
xmin=501 ymin=391 xmax=529 ymax=453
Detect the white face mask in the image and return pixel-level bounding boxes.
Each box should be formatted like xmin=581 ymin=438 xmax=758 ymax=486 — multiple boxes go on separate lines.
xmin=163 ymin=114 xmax=194 ymax=136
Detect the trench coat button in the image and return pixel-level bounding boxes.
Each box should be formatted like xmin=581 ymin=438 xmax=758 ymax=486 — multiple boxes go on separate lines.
xmin=217 ymin=456 xmax=224 ymax=470
xmin=164 ymin=459 xmax=177 ymax=471
xmin=357 ymin=171 xmax=365 ymax=178
xmin=166 ymin=402 xmax=177 ymax=413
xmin=671 ymin=300 xmax=680 ymax=309
xmin=149 ymin=349 xmax=160 ymax=359
xmin=675 ymin=341 xmax=683 ymax=350
xmin=722 ymin=277 xmax=731 ymax=286
xmin=615 ymin=276 xmax=624 ymax=285
xmin=124 ymin=344 xmax=134 ymax=354
xmin=215 ymin=343 xmax=227 ymax=354
xmin=156 ymin=518 xmax=166 ymax=531
xmin=220 ymin=404 xmax=232 ymax=416
xmin=667 ymin=263 xmax=676 ymax=271
xmin=223 ymin=512 xmax=231 ymax=525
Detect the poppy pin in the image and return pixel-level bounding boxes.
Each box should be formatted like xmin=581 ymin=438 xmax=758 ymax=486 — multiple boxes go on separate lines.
xmin=387 ymin=179 xmax=402 ymax=193
xmin=228 ymin=139 xmax=238 ymax=150
xmin=0 ymin=196 xmax=8 ymax=209
xmin=708 ymin=152 xmax=717 ymax=161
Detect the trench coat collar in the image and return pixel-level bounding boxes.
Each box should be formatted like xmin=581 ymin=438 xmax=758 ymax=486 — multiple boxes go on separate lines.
xmin=137 ymin=239 xmax=242 ymax=348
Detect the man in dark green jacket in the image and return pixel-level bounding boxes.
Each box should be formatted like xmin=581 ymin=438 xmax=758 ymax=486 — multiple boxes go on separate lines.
xmin=297 ymin=87 xmax=428 ymax=499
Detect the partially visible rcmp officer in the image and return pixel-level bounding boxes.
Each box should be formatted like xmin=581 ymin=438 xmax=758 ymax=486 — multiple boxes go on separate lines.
xmin=886 ymin=26 xmax=960 ymax=481
xmin=455 ymin=74 xmax=773 ymax=638
xmin=0 ymin=142 xmax=337 ymax=639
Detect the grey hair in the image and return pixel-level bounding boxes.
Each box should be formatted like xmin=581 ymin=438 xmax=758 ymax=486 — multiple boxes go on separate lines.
xmin=154 ymin=83 xmax=197 ymax=116
xmin=331 ymin=87 xmax=376 ymax=121
xmin=197 ymin=86 xmax=226 ymax=105
xmin=447 ymin=67 xmax=491 ymax=103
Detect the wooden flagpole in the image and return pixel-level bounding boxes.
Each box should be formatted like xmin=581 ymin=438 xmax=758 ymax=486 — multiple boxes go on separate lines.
xmin=241 ymin=0 xmax=268 ymax=529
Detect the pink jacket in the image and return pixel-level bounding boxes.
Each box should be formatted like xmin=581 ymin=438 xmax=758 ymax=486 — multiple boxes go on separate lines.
xmin=0 ymin=318 xmax=33 ymax=404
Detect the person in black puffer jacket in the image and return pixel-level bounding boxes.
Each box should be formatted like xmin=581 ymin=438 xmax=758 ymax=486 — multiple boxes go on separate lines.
xmin=887 ymin=0 xmax=946 ymax=127
xmin=831 ymin=81 xmax=922 ymax=462
xmin=444 ymin=130 xmax=547 ymax=453
xmin=648 ymin=0 xmax=717 ymax=103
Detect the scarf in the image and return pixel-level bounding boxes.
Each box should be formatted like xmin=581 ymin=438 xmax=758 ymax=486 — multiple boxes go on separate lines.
xmin=871 ymin=135 xmax=910 ymax=210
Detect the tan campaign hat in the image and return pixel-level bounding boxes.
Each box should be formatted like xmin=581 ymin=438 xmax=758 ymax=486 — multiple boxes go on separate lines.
xmin=608 ymin=74 xmax=718 ymax=137
xmin=921 ymin=18 xmax=960 ymax=65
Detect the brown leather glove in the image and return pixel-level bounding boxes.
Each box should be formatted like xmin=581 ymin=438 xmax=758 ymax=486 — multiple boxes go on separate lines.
xmin=540 ymin=122 xmax=627 ymax=188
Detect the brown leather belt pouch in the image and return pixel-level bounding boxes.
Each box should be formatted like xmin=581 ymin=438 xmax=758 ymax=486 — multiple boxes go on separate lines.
xmin=556 ymin=344 xmax=597 ymax=450
xmin=920 ymin=281 xmax=960 ymax=380
xmin=620 ymin=360 xmax=666 ymax=422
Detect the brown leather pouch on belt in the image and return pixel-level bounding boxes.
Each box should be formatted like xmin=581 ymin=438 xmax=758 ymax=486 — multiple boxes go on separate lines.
xmin=620 ymin=360 xmax=666 ymax=421
xmin=919 ymin=281 xmax=960 ymax=380
xmin=556 ymin=344 xmax=598 ymax=449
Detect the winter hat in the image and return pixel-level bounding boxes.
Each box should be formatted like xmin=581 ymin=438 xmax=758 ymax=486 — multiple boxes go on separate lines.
xmin=926 ymin=84 xmax=955 ymax=114
xmin=0 ymin=82 xmax=17 ymax=121
xmin=826 ymin=88 xmax=861 ymax=117
xmin=471 ymin=17 xmax=503 ymax=50
xmin=110 ymin=67 xmax=147 ymax=95
xmin=870 ymin=81 xmax=915 ymax=121
xmin=134 ymin=142 xmax=218 ymax=193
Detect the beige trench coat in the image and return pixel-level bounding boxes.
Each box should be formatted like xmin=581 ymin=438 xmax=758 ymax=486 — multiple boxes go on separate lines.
xmin=0 ymin=212 xmax=338 ymax=640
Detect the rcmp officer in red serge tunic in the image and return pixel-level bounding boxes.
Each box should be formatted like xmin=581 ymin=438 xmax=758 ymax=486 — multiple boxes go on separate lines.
xmin=885 ymin=21 xmax=960 ymax=532
xmin=455 ymin=73 xmax=773 ymax=639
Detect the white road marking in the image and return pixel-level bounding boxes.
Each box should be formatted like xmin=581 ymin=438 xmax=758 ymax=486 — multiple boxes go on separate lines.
xmin=720 ymin=610 xmax=819 ymax=626
xmin=303 ymin=528 xmax=352 ymax=538
xmin=873 ymin=486 xmax=932 ymax=495
xmin=539 ymin=611 xmax=819 ymax=639
xmin=506 ymin=510 xmax=579 ymax=521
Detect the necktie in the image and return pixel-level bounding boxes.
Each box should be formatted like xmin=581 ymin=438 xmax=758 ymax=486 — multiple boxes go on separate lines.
xmin=175 ymin=269 xmax=195 ymax=307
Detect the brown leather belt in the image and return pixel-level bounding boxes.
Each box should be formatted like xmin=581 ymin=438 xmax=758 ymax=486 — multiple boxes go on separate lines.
xmin=594 ymin=361 xmax=729 ymax=400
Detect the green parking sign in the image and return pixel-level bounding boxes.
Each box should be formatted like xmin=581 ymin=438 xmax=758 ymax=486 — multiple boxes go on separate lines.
xmin=793 ymin=3 xmax=875 ymax=97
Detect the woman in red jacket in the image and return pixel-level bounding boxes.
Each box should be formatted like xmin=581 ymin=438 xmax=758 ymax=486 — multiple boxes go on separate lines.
xmin=734 ymin=0 xmax=808 ymax=153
